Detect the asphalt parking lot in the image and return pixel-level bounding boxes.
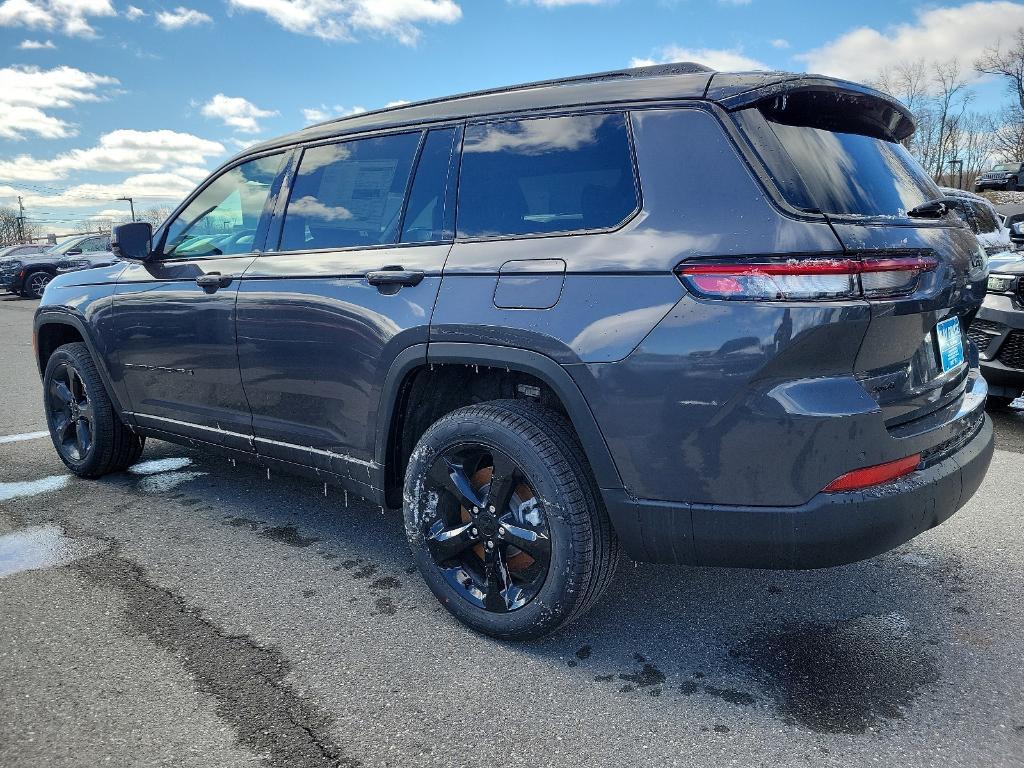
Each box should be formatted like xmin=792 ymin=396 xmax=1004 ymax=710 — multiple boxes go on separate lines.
xmin=1 ymin=293 xmax=1023 ymax=768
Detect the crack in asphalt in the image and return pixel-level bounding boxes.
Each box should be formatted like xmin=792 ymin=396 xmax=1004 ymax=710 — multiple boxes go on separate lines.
xmin=74 ymin=551 xmax=360 ymax=768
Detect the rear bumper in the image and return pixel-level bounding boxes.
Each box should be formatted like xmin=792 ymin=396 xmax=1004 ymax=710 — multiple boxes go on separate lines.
xmin=604 ymin=414 xmax=994 ymax=569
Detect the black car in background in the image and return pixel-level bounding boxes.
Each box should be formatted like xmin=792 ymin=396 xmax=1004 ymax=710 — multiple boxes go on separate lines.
xmin=1 ymin=233 xmax=114 ymax=298
xmin=975 ymin=162 xmax=1024 ymax=192
xmin=969 ymin=256 xmax=1024 ymax=408
xmin=0 ymin=243 xmax=50 ymax=260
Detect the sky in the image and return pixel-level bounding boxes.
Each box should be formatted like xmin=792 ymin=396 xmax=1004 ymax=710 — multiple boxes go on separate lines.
xmin=0 ymin=0 xmax=1022 ymax=234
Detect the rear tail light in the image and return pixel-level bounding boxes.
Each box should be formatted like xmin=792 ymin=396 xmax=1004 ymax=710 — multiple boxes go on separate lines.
xmin=676 ymin=256 xmax=938 ymax=301
xmin=823 ymin=453 xmax=921 ymax=493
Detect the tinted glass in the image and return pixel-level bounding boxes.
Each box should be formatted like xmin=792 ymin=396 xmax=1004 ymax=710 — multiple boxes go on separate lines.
xmin=759 ymin=114 xmax=938 ymax=217
xmin=164 ymin=153 xmax=285 ymax=259
xmin=401 ymin=128 xmax=456 ymax=243
xmin=970 ymin=202 xmax=1000 ymax=234
xmin=79 ymin=236 xmax=109 ymax=253
xmin=457 ymin=113 xmax=638 ymax=238
xmin=281 ymin=132 xmax=420 ymax=251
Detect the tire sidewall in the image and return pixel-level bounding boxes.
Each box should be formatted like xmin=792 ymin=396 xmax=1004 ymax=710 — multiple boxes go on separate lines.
xmin=404 ymin=410 xmax=585 ymax=639
xmin=25 ymin=271 xmax=52 ymax=299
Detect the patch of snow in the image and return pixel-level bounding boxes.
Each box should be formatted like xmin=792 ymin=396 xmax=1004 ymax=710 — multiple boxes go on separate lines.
xmin=0 ymin=475 xmax=70 ymax=503
xmin=128 ymin=457 xmax=192 ymax=475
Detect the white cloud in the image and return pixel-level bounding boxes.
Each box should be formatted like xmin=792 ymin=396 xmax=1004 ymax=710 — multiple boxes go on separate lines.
xmin=155 ymin=6 xmax=211 ymax=29
xmin=770 ymin=38 xmax=789 ymax=49
xmin=201 ymin=93 xmax=278 ymax=133
xmin=522 ymin=0 xmax=612 ymax=5
xmin=797 ymin=1 xmax=1024 ymax=84
xmin=18 ymin=37 xmax=55 ymax=47
xmin=384 ymin=99 xmax=410 ymax=108
xmin=125 ymin=4 xmax=145 ymax=19
xmin=227 ymin=0 xmax=461 ymax=44
xmin=0 ymin=64 xmax=117 ymax=140
xmin=0 ymin=0 xmax=115 ymax=38
xmin=631 ymin=45 xmax=768 ymax=72
xmin=0 ymin=129 xmax=225 ymax=181
xmin=301 ymin=103 xmax=366 ymax=122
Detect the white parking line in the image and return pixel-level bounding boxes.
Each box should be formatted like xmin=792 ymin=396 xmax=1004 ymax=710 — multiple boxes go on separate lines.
xmin=0 ymin=431 xmax=50 ymax=445
xmin=0 ymin=475 xmax=70 ymax=503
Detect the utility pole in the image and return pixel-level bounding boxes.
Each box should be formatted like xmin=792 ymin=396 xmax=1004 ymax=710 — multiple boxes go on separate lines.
xmin=16 ymin=196 xmax=25 ymax=242
xmin=118 ymin=196 xmax=136 ymax=222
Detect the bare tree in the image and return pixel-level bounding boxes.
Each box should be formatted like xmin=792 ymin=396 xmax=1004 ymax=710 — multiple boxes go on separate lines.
xmin=977 ymin=28 xmax=1024 ymax=112
xmin=0 ymin=206 xmax=22 ymax=246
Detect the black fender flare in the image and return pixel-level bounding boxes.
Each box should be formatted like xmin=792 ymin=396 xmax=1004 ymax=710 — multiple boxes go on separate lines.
xmin=374 ymin=341 xmax=624 ymax=493
xmin=33 ymin=308 xmax=132 ymax=421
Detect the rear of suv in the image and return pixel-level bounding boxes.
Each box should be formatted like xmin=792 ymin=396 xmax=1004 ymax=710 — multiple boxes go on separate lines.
xmin=34 ymin=65 xmax=994 ymax=639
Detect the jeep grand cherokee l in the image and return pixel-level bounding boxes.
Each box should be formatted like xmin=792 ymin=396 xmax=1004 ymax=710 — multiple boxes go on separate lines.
xmin=34 ymin=64 xmax=994 ymax=639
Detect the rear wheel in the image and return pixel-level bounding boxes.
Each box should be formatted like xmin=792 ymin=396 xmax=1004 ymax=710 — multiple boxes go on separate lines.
xmin=22 ymin=271 xmax=52 ymax=299
xmin=43 ymin=342 xmax=145 ymax=478
xmin=404 ymin=400 xmax=618 ymax=640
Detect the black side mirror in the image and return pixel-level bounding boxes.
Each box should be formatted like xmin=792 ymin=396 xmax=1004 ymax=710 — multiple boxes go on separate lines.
xmin=65 ymin=248 xmax=83 ymax=256
xmin=112 ymin=222 xmax=154 ymax=261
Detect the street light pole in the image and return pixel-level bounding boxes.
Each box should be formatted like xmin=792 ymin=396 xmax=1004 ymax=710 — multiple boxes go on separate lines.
xmin=118 ymin=196 xmax=136 ymax=222
xmin=948 ymin=159 xmax=964 ymax=190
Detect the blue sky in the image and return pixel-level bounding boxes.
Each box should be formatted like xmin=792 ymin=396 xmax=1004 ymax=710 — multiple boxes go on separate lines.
xmin=0 ymin=0 xmax=1021 ymax=231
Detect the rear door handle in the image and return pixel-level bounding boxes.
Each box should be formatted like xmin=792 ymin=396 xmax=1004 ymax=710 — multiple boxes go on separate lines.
xmin=196 ymin=272 xmax=234 ymax=292
xmin=366 ymin=267 xmax=425 ymax=289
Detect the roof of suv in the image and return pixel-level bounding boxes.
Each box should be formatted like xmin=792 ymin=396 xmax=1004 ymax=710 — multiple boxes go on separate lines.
xmin=243 ymin=64 xmax=914 ymax=157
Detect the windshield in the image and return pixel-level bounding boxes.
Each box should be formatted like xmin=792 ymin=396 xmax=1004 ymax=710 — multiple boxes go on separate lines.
xmin=48 ymin=238 xmax=84 ymax=256
xmin=992 ymin=163 xmax=1021 ymax=172
xmin=737 ymin=106 xmax=939 ymax=218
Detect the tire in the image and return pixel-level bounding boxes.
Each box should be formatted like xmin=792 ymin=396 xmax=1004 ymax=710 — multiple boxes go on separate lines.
xmin=987 ymin=394 xmax=1019 ymax=410
xmin=22 ymin=270 xmax=53 ymax=299
xmin=404 ymin=399 xmax=619 ymax=640
xmin=43 ymin=342 xmax=145 ymax=478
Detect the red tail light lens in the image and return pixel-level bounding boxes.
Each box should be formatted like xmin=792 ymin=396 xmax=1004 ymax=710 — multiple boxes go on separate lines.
xmin=823 ymin=453 xmax=922 ymax=493
xmin=676 ymin=256 xmax=938 ymax=301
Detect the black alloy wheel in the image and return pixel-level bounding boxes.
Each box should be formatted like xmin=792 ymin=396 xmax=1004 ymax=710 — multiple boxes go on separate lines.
xmin=422 ymin=444 xmax=551 ymax=613
xmin=47 ymin=360 xmax=94 ymax=463
xmin=25 ymin=271 xmax=52 ymax=299
xmin=43 ymin=342 xmax=145 ymax=477
xmin=404 ymin=400 xmax=619 ymax=640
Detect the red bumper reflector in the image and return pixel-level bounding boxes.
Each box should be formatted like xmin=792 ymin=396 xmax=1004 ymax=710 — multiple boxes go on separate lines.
xmin=823 ymin=454 xmax=922 ymax=493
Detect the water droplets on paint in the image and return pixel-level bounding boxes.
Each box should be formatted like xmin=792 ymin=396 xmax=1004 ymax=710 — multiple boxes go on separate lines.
xmin=0 ymin=525 xmax=102 ymax=579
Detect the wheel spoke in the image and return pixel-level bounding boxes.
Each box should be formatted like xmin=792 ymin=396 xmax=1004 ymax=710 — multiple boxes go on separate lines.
xmin=483 ymin=451 xmax=518 ymax=513
xmin=497 ymin=520 xmax=551 ymax=563
xmin=481 ymin=545 xmax=512 ymax=612
xmin=53 ymin=412 xmax=72 ymax=439
xmin=50 ymin=379 xmax=73 ymax=407
xmin=426 ymin=521 xmax=479 ymax=563
xmin=428 ymin=454 xmax=483 ymax=511
xmin=75 ymin=419 xmax=91 ymax=457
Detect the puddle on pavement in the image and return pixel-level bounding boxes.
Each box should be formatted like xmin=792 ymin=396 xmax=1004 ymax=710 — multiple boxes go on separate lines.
xmin=732 ymin=613 xmax=939 ymax=734
xmin=0 ymin=524 xmax=103 ymax=579
xmin=137 ymin=471 xmax=207 ymax=493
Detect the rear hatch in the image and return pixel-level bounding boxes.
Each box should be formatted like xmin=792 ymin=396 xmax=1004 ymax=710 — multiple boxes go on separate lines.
xmin=722 ymin=81 xmax=988 ymax=428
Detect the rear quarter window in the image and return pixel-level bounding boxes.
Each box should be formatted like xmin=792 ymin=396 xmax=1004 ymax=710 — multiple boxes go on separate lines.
xmin=456 ymin=113 xmax=639 ymax=239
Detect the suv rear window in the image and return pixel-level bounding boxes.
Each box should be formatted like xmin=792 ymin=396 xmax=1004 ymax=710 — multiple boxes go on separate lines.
xmin=736 ymin=106 xmax=940 ymax=218
xmin=457 ymin=113 xmax=638 ymax=239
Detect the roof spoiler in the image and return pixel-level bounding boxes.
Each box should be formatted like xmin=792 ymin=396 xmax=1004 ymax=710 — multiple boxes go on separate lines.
xmin=708 ymin=74 xmax=916 ymax=142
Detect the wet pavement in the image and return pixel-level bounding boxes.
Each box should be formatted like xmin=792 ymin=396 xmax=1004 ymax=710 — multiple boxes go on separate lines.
xmin=1 ymin=293 xmax=1023 ymax=767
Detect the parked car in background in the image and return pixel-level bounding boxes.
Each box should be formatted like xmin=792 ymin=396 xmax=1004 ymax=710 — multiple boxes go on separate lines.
xmin=940 ymin=187 xmax=1011 ymax=256
xmin=2 ymin=233 xmax=113 ymax=298
xmin=968 ymin=254 xmax=1024 ymax=408
xmin=975 ymin=162 xmax=1024 ymax=192
xmin=36 ymin=64 xmax=993 ymax=639
xmin=0 ymin=243 xmax=50 ymax=260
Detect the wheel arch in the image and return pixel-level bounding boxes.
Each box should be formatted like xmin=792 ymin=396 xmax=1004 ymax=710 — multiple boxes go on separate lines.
xmin=376 ymin=341 xmax=624 ymax=508
xmin=34 ymin=311 xmax=130 ymax=419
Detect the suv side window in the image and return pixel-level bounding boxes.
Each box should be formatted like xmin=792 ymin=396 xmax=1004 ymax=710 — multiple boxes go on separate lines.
xmin=280 ymin=131 xmax=421 ymax=252
xmin=163 ymin=153 xmax=286 ymax=259
xmin=79 ymin=237 xmax=108 ymax=253
xmin=400 ymin=127 xmax=458 ymax=244
xmin=456 ymin=113 xmax=638 ymax=239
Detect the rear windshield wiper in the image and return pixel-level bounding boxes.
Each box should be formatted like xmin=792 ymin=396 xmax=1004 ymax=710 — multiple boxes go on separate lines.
xmin=906 ymin=200 xmax=949 ymax=219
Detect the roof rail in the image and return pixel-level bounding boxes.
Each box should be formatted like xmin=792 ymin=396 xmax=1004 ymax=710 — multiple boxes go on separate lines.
xmin=308 ymin=61 xmax=714 ymax=130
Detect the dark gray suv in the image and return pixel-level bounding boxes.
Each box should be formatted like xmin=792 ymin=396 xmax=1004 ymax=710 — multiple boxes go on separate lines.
xmin=34 ymin=64 xmax=994 ymax=639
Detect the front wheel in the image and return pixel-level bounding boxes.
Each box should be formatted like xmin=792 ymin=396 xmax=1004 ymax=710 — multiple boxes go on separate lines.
xmin=22 ymin=271 xmax=52 ymax=299
xmin=404 ymin=400 xmax=619 ymax=640
xmin=43 ymin=342 xmax=145 ymax=477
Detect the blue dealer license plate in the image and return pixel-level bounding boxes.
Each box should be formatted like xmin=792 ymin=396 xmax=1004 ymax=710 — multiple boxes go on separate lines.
xmin=936 ymin=316 xmax=965 ymax=373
